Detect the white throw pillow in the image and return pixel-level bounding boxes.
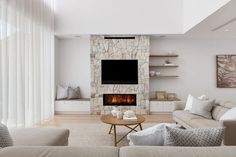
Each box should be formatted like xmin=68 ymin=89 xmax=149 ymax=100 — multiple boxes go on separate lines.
xmin=127 ymin=123 xmax=176 ymax=146
xmin=184 ymin=94 xmax=208 ymax=111
xmin=220 ymin=107 xmax=236 ymax=121
xmin=56 ymin=85 xmax=68 ymax=100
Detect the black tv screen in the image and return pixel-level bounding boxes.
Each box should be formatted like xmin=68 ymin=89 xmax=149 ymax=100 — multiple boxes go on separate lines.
xmin=101 ymin=60 xmax=138 ymax=84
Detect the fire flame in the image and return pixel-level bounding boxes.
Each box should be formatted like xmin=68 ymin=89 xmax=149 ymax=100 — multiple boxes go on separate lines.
xmin=110 ymin=95 xmax=135 ymax=104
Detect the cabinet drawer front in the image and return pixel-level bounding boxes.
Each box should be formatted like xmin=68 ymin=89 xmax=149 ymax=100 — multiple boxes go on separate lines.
xmin=55 ymin=101 xmax=90 ymax=112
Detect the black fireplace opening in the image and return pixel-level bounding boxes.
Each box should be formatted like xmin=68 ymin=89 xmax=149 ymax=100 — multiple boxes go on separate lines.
xmin=103 ymin=94 xmax=136 ymax=106
xmin=101 ymin=60 xmax=138 ymax=84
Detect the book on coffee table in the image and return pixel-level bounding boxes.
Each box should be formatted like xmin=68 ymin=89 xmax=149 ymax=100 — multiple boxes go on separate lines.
xmin=123 ymin=115 xmax=137 ymax=121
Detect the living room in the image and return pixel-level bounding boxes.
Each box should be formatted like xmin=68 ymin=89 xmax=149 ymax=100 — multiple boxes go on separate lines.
xmin=1 ymin=0 xmax=236 ymax=156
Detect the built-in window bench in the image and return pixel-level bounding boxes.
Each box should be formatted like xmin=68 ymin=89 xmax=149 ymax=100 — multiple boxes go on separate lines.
xmin=55 ymin=98 xmax=90 ymax=115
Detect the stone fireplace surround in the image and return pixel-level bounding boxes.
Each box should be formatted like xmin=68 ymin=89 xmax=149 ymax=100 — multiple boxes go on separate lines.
xmin=90 ymin=35 xmax=150 ymax=115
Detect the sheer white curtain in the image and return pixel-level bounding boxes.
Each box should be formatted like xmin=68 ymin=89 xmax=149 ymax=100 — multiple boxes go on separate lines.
xmin=0 ymin=0 xmax=55 ymax=127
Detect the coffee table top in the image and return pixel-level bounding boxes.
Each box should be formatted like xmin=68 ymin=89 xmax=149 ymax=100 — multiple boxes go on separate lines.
xmin=101 ymin=114 xmax=145 ymax=126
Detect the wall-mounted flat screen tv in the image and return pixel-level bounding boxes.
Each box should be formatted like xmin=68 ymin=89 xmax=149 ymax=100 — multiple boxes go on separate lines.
xmin=101 ymin=60 xmax=138 ymax=84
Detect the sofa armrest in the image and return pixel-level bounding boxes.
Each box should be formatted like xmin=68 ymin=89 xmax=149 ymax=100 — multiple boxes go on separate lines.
xmin=173 ymin=101 xmax=186 ymax=111
xmin=220 ymin=120 xmax=236 ymax=146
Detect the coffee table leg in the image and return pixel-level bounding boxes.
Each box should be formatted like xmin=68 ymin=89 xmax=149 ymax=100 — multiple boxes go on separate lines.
xmin=109 ymin=125 xmax=113 ymax=134
xmin=114 ymin=125 xmax=117 ymax=146
xmin=139 ymin=124 xmax=143 ymax=130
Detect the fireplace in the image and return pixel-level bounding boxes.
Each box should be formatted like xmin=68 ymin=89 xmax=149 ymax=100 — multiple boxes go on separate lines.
xmin=103 ymin=94 xmax=136 ymax=106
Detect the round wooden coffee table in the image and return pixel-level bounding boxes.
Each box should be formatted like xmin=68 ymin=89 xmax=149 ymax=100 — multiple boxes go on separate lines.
xmin=101 ymin=114 xmax=145 ymax=146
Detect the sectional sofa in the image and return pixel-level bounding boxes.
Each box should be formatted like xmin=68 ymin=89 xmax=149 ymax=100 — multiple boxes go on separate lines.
xmin=173 ymin=100 xmax=236 ymax=145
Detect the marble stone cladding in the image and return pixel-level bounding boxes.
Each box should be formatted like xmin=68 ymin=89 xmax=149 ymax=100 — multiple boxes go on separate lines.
xmin=90 ymin=35 xmax=150 ymax=115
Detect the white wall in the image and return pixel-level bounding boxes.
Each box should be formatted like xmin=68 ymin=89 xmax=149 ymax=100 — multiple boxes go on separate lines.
xmin=55 ymin=0 xmax=183 ymax=35
xmin=56 ymin=36 xmax=91 ymax=98
xmin=150 ymin=38 xmax=236 ymax=103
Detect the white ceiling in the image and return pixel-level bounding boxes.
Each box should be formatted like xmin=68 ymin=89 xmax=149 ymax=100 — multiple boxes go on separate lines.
xmin=156 ymin=0 xmax=236 ymax=39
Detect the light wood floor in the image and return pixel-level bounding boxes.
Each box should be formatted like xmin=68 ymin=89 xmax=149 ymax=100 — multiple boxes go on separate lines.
xmin=39 ymin=114 xmax=174 ymax=127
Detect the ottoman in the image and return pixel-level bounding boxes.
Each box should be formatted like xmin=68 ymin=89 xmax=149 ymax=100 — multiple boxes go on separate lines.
xmin=9 ymin=128 xmax=70 ymax=146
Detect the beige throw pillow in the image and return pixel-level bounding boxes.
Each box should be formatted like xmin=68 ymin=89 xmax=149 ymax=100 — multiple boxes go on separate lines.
xmin=190 ymin=97 xmax=215 ymax=119
xmin=0 ymin=123 xmax=13 ymax=148
xmin=164 ymin=126 xmax=224 ymax=147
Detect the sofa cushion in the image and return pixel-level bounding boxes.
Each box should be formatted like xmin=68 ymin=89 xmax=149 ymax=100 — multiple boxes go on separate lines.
xmin=164 ymin=126 xmax=224 ymax=146
xmin=173 ymin=110 xmax=204 ymax=123
xmin=216 ymin=101 xmax=236 ymax=109
xmin=212 ymin=106 xmax=229 ymax=121
xmin=120 ymin=146 xmax=236 ymax=157
xmin=189 ymin=118 xmax=220 ymax=128
xmin=0 ymin=146 xmax=118 ymax=157
xmin=220 ymin=107 xmax=236 ymax=121
xmin=212 ymin=101 xmax=236 ymax=121
xmin=9 ymin=128 xmax=69 ymax=146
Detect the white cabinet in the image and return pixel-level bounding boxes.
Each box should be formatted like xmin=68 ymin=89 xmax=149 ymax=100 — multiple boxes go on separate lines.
xmin=150 ymin=100 xmax=180 ymax=114
xmin=55 ymin=99 xmax=90 ymax=115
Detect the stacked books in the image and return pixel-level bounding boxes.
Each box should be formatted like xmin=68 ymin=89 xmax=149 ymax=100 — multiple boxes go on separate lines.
xmin=123 ymin=110 xmax=137 ymax=121
xmin=123 ymin=115 xmax=137 ymax=121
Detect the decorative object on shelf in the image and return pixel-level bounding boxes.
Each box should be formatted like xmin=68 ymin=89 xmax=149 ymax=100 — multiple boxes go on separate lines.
xmin=156 ymin=71 xmax=161 ymax=76
xmin=167 ymin=93 xmax=177 ymax=100
xmin=217 ymin=55 xmax=236 ymax=88
xmin=149 ymin=71 xmax=156 ymax=77
xmin=111 ymin=107 xmax=119 ymax=117
xmin=165 ymin=59 xmax=172 ymax=64
xmin=156 ymin=91 xmax=167 ymax=100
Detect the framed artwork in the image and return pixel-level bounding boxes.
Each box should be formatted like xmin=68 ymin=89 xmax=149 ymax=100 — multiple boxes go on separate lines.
xmin=217 ymin=55 xmax=236 ymax=88
xmin=156 ymin=91 xmax=167 ymax=100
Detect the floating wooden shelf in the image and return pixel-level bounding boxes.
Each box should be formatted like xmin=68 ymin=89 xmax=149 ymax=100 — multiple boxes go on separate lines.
xmin=150 ymin=54 xmax=179 ymax=57
xmin=149 ymin=98 xmax=181 ymax=101
xmin=149 ymin=65 xmax=179 ymax=68
xmin=55 ymin=98 xmax=90 ymax=101
xmin=150 ymin=75 xmax=179 ymax=78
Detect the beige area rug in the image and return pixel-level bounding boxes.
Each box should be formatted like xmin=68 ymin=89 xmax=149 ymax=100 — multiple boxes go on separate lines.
xmin=59 ymin=122 xmax=156 ymax=147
